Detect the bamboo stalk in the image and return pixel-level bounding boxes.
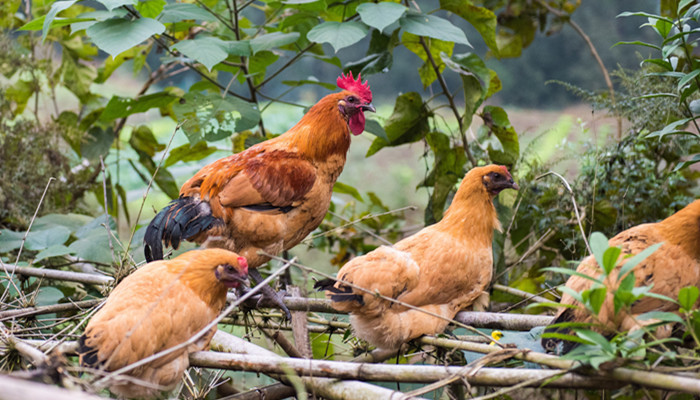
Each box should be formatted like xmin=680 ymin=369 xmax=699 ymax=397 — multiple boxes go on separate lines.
xmin=0 ymin=265 xmax=113 ymax=286
xmin=209 ymin=330 xmax=425 ymax=400
xmin=453 ymin=311 xmax=552 ymax=331
xmin=0 ymin=299 xmax=102 ymax=321
xmin=189 ymin=352 xmax=620 ymax=389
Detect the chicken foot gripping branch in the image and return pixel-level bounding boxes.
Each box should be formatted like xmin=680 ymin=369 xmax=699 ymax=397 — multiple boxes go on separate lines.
xmin=316 ymin=165 xmax=519 ymax=350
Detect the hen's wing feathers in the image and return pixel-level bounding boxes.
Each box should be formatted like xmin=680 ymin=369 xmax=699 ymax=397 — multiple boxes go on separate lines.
xmin=218 ymin=151 xmax=317 ymax=209
xmin=80 ymin=263 xmax=219 ymax=371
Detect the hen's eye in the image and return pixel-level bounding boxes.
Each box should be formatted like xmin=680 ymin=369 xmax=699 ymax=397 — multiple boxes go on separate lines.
xmin=493 ymin=173 xmax=501 ymax=179
xmin=225 ymin=265 xmax=234 ymax=272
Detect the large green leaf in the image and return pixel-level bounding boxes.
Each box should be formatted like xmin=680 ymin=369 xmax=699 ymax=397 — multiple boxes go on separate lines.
xmin=399 ymin=11 xmax=470 ymax=46
xmin=96 ymin=0 xmax=136 ymax=11
xmin=250 ymin=32 xmax=300 ymax=54
xmin=366 ymin=92 xmax=430 ymax=156
xmin=481 ymin=105 xmax=519 ymax=165
xmin=100 ymin=92 xmax=177 ymax=121
xmin=164 ymin=141 xmax=218 ymax=168
xmin=0 ymin=230 xmax=24 ymax=253
xmin=440 ymin=0 xmax=497 ymax=55
xmin=402 ymin=32 xmax=453 ymax=87
xmin=68 ymin=229 xmax=117 ymax=264
xmin=172 ymin=92 xmax=261 ymax=144
xmin=307 ymin=21 xmax=368 ymax=52
xmin=81 ymin=126 xmax=114 ymax=161
xmin=135 ymin=0 xmax=166 ymax=19
xmin=87 ymin=17 xmax=165 ymax=56
xmin=443 ymin=52 xmax=495 ymax=127
xmin=420 ymin=131 xmax=467 ymax=223
xmin=356 ymin=2 xmax=406 ymax=33
xmin=158 ymin=3 xmax=217 ymax=23
xmin=172 ymin=37 xmax=229 ymax=71
xmin=41 ymin=0 xmax=77 ymax=42
xmin=25 ymin=226 xmax=72 ymax=251
xmin=21 ymin=15 xmax=93 ymax=33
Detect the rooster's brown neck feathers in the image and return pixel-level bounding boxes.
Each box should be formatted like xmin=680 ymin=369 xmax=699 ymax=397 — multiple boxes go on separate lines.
xmin=286 ymin=92 xmax=352 ymax=161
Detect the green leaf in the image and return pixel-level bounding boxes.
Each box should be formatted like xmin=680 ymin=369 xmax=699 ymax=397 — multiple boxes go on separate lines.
xmin=25 ymin=226 xmax=72 ymax=251
xmin=21 ymin=15 xmax=93 ymax=32
xmin=637 ymin=311 xmax=685 ymax=324
xmin=674 ymin=153 xmax=700 ymax=171
xmin=363 ymin=119 xmax=388 ymax=142
xmin=41 ymin=0 xmax=78 ymax=42
xmin=250 ymin=32 xmax=300 ymax=54
xmin=33 ymin=214 xmax=93 ymax=232
xmin=34 ymin=244 xmax=73 ymax=261
xmin=366 ymin=92 xmax=430 ymax=157
xmin=543 ymin=267 xmax=605 ymax=285
xmin=172 ymin=92 xmax=261 ymax=144
xmin=588 ymin=287 xmax=607 ymax=315
xmin=356 ymin=2 xmax=406 ymax=33
xmin=136 ymin=0 xmax=166 ymax=19
xmin=401 ymin=32 xmax=453 ymax=87
xmin=81 ymin=127 xmax=114 ymax=161
xmin=576 ymin=330 xmax=613 ymax=353
xmin=68 ymin=230 xmax=117 ymax=264
xmin=0 ymin=230 xmax=24 ymax=253
xmin=97 ymin=0 xmax=136 ymax=11
xmin=481 ymin=105 xmax=519 ymax=165
xmin=226 ymin=40 xmax=252 ymax=56
xmin=589 ymin=232 xmax=609 ymax=275
xmin=333 ymin=182 xmax=363 ymax=202
xmin=440 ymin=0 xmax=497 ymax=55
xmin=617 ymin=243 xmax=663 ymax=280
xmin=164 ymin=141 xmax=218 ymax=168
xmin=75 ymin=215 xmax=116 ymax=239
xmin=307 ymin=21 xmax=368 ymax=52
xmin=158 ymin=3 xmax=217 ymax=23
xmin=130 ymin=125 xmax=165 ymax=157
xmin=399 ymin=11 xmax=470 ymax=46
xmin=87 ymin=17 xmax=165 ymax=57
xmin=444 ymin=53 xmax=491 ymax=124
xmin=601 ymin=246 xmax=621 ymax=275
xmin=679 ymin=286 xmax=700 ymax=311
xmin=172 ymin=36 xmax=229 ymax=71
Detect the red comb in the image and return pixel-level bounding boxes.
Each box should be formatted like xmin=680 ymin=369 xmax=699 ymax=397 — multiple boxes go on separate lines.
xmin=337 ymin=71 xmax=372 ymax=103
xmin=499 ymin=165 xmax=512 ymax=177
xmin=237 ymin=257 xmax=248 ymax=273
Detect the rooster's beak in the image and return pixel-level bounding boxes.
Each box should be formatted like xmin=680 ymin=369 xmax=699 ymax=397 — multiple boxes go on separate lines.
xmin=361 ymin=103 xmax=376 ymax=113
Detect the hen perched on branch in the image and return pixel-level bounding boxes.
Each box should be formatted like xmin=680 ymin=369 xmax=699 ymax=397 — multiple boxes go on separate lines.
xmin=542 ymin=199 xmax=700 ymax=354
xmin=316 ymin=165 xmax=519 ymax=350
xmin=78 ymin=249 xmax=248 ymax=398
xmin=144 ymin=73 xmax=374 ymax=318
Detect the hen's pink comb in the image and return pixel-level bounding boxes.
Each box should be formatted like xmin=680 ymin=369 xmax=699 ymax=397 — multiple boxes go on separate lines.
xmin=237 ymin=257 xmax=249 ymax=273
xmin=337 ymin=71 xmax=372 ymax=103
xmin=499 ymin=165 xmax=512 ymax=178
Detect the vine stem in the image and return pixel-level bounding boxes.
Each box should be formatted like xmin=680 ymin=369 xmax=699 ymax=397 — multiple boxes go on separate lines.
xmin=417 ymin=36 xmax=477 ymax=167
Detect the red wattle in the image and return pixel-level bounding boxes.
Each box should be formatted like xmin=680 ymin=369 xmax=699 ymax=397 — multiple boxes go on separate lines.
xmin=349 ymin=112 xmax=365 ymax=135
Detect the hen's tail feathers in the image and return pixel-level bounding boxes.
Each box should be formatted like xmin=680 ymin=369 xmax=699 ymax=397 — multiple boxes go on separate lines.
xmin=77 ymin=334 xmax=99 ymax=368
xmin=144 ymin=197 xmax=220 ymax=262
xmin=541 ymin=308 xmax=579 ymax=355
xmin=314 ymin=278 xmax=364 ymax=305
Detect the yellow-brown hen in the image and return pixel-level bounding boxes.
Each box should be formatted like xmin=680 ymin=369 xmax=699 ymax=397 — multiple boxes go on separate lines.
xmin=315 ymin=165 xmax=519 ymax=350
xmin=542 ymin=199 xmax=700 ymax=354
xmin=78 ymin=249 xmax=248 ymax=398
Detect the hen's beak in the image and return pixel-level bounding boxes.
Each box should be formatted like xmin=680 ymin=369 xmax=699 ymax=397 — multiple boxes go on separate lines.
xmin=361 ymin=103 xmax=376 ymax=113
xmin=510 ymin=180 xmax=520 ymax=191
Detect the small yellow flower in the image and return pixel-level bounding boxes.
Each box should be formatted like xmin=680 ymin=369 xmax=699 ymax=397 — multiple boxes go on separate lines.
xmin=489 ymin=330 xmax=503 ymax=346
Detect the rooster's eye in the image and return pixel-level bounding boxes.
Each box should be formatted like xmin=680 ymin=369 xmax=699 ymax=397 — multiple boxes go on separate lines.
xmin=225 ymin=265 xmax=234 ymax=272
xmin=348 ymin=96 xmax=358 ymax=103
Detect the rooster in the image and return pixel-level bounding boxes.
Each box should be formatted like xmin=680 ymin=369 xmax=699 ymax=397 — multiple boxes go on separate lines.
xmin=315 ymin=165 xmax=519 ymax=350
xmin=144 ymin=72 xmax=374 ymax=317
xmin=542 ymin=199 xmax=700 ymax=354
xmin=78 ymin=249 xmax=248 ymax=398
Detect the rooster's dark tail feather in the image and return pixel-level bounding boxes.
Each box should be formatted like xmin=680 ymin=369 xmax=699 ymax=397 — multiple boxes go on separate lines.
xmin=314 ymin=278 xmax=364 ymax=305
xmin=144 ymin=197 xmax=219 ymax=262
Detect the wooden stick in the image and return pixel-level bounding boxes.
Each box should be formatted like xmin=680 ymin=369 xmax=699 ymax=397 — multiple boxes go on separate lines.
xmin=189 ymin=352 xmax=620 ymax=389
xmin=0 ymin=299 xmax=102 ymax=321
xmin=0 ymin=265 xmax=113 ymax=286
xmin=219 ymin=383 xmax=296 ymax=400
xmin=0 ymin=375 xmax=105 ymax=400
xmin=289 ymin=286 xmax=312 ymax=358
xmin=492 ymin=284 xmax=550 ymax=305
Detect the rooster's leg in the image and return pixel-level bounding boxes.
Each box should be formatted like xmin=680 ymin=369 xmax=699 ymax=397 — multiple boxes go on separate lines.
xmin=247 ymin=269 xmax=292 ymax=320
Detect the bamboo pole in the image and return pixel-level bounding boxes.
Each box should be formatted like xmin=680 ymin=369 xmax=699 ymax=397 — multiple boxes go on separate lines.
xmin=453 ymin=311 xmax=552 ymax=331
xmin=189 ymin=352 xmax=620 ymax=389
xmin=209 ymin=330 xmax=425 ymax=400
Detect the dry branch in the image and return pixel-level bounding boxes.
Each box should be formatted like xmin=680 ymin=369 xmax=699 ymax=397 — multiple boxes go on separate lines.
xmin=220 ymin=383 xmax=296 ymax=400
xmin=0 ymin=375 xmax=105 ymax=400
xmin=0 ymin=299 xmax=102 ymax=321
xmin=0 ymin=265 xmax=114 ymax=286
xmin=419 ymin=336 xmax=700 ymax=395
xmin=453 ymin=311 xmax=552 ymax=331
xmin=189 ymin=352 xmax=621 ymax=389
xmin=209 ymin=330 xmax=425 ymax=400
xmin=492 ymin=284 xmax=550 ymax=305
